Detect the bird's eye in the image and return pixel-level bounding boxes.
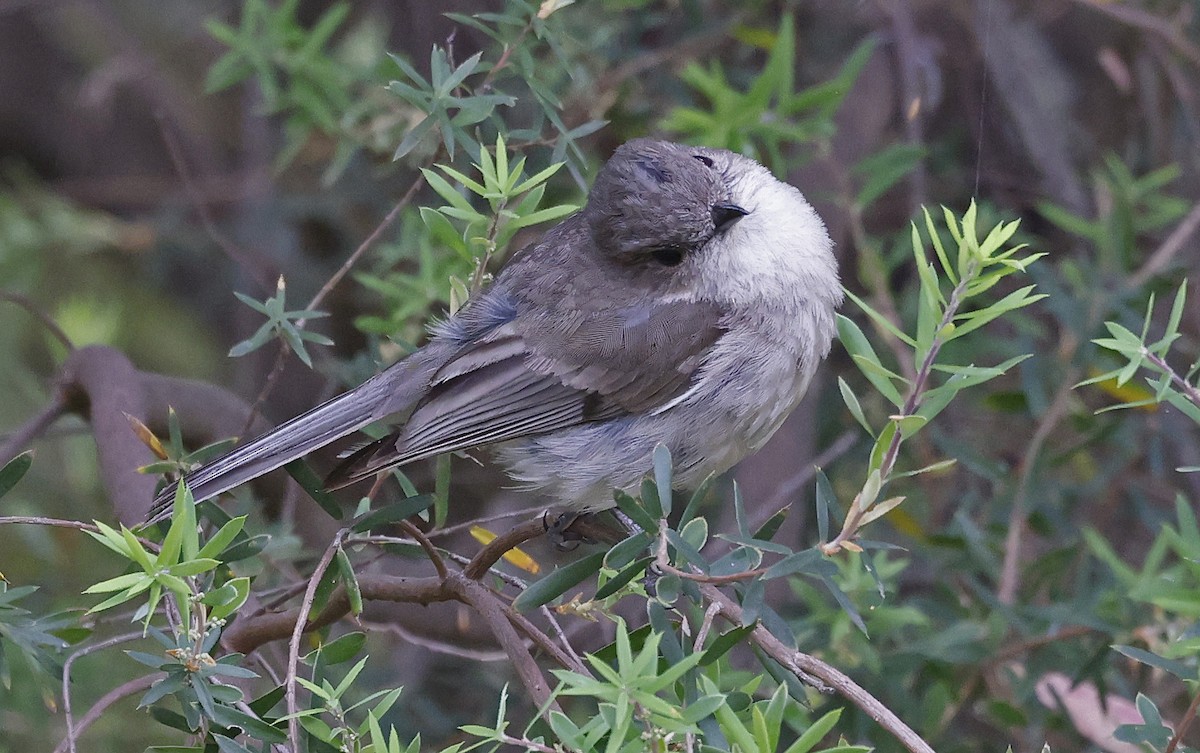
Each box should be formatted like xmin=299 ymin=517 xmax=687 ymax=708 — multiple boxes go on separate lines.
xmin=650 ymin=245 xmax=685 ymax=267
xmin=693 ymin=154 xmax=715 ymax=168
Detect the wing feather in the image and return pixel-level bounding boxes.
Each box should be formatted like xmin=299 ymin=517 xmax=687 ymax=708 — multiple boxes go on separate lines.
xmin=325 ymin=297 xmax=727 ymax=487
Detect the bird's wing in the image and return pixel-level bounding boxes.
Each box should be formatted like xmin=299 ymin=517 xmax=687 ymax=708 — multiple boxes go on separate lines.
xmin=323 ymin=297 xmax=725 ymax=488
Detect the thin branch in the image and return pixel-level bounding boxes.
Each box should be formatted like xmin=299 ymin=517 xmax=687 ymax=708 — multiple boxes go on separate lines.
xmin=53 ymin=674 xmax=157 ymax=753
xmin=222 ymin=573 xmax=449 ymax=655
xmin=360 ymin=619 xmax=509 ymax=662
xmin=306 ymin=169 xmax=428 ymax=314
xmin=451 ymin=574 xmax=560 ymax=714
xmin=998 ymin=359 xmax=1080 ymax=605
xmin=694 ymin=602 xmax=723 ymax=653
xmin=505 ymin=605 xmax=589 ymax=674
xmin=1070 ymin=0 xmax=1200 ymax=69
xmin=61 ymin=631 xmax=146 ymax=753
xmin=464 ymin=518 xmax=546 ymax=579
xmin=0 ymin=398 xmax=66 ymax=466
xmin=243 ymin=166 xmax=433 ymax=429
xmin=1129 ymin=200 xmax=1200 ymax=289
xmin=427 ymin=502 xmax=549 ymax=539
xmin=758 ymin=429 xmax=859 ymax=525
xmin=1146 ymin=351 xmax=1200 ymax=409
xmin=399 ymin=519 xmax=448 ymax=579
xmin=285 ymin=528 xmax=348 ymax=751
xmin=0 ymin=291 xmax=74 ymax=351
xmin=154 ymin=111 xmax=274 ymax=293
xmin=0 ymin=516 xmax=103 ymax=532
xmin=1165 ymin=685 xmax=1200 ymax=753
xmin=699 ymin=583 xmax=936 ymax=753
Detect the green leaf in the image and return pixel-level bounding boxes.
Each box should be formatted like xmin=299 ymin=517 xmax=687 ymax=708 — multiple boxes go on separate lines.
xmin=85 ymin=572 xmax=151 ymax=594
xmin=206 ymin=577 xmax=250 ymax=622
xmin=784 ymin=708 xmax=843 ymax=753
xmin=838 ymin=377 xmax=872 ymax=434
xmin=923 ymin=206 xmax=957 ymax=283
xmin=166 ymin=558 xmax=220 ymax=578
xmin=613 ymin=489 xmax=658 ymax=533
xmin=335 ymin=547 xmax=363 ymax=616
xmin=1113 ymin=645 xmax=1194 ymax=681
xmin=853 ymin=144 xmax=926 ymax=208
xmin=843 ymin=289 xmax=917 ymax=348
xmin=0 ymin=451 xmax=32 ymax=501
xmin=196 ymin=516 xmax=247 ymax=560
xmin=350 ymin=494 xmax=436 ymax=533
xmin=815 ymin=469 xmax=836 ymax=541
xmin=604 ymin=531 xmax=652 ymax=570
xmin=594 ymin=557 xmax=652 ymax=600
xmin=512 ymin=551 xmax=606 ymax=612
xmin=319 ymin=631 xmax=367 ymax=665
xmin=284 ymin=459 xmax=342 ymax=519
xmin=837 ymin=314 xmax=907 ymax=407
xmin=653 ymin=444 xmax=673 ymax=517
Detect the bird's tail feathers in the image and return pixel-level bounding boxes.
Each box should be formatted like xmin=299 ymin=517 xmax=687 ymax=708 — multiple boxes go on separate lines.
xmin=146 ymin=379 xmax=395 ymax=522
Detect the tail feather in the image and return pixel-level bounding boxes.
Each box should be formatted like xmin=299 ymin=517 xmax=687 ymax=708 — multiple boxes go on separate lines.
xmin=146 ymin=362 xmax=428 ymax=522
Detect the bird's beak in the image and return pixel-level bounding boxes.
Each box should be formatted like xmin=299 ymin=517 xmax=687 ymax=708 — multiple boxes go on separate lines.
xmin=711 ymin=202 xmax=749 ymax=233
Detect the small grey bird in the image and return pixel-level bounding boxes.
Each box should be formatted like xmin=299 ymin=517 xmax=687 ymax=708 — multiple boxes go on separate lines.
xmin=148 ymin=139 xmax=842 ymax=521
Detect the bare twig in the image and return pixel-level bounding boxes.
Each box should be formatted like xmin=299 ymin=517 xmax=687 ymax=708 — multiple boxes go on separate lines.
xmin=1165 ymin=685 xmax=1200 ymax=753
xmin=360 ymin=619 xmax=509 ymax=662
xmin=222 ymin=573 xmax=448 ymax=655
xmin=428 ymin=503 xmax=550 ymax=538
xmin=758 ymin=429 xmax=859 ymax=523
xmin=53 ymin=674 xmax=157 ymax=753
xmin=155 ymin=111 xmax=274 ymax=293
xmin=998 ymin=349 xmax=1081 ymax=605
xmin=399 ymin=518 xmax=448 ymax=579
xmin=242 ymin=167 xmax=432 ymax=430
xmin=0 ymin=398 xmax=65 ymax=466
xmin=463 ymin=518 xmax=546 ymax=579
xmin=307 ymin=171 xmax=428 ymax=315
xmin=61 ymin=631 xmax=146 ymax=753
xmin=0 ymin=516 xmax=99 ymax=533
xmin=285 ymin=528 xmax=348 ymax=751
xmin=1129 ymin=200 xmax=1200 ymax=289
xmin=1070 ymin=0 xmax=1200 ymax=69
xmin=0 ymin=291 xmax=73 ymax=351
xmin=699 ymin=583 xmax=936 ymax=753
xmin=451 ymin=574 xmax=559 ymax=713
xmin=694 ymin=602 xmax=723 ymax=652
xmin=505 ymin=606 xmax=589 ymax=675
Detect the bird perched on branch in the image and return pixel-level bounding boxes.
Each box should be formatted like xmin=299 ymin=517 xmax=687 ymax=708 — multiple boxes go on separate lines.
xmin=148 ymin=138 xmax=842 ymax=523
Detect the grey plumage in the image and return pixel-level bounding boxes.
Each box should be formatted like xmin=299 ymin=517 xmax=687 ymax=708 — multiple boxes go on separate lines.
xmin=147 ymin=139 xmax=841 ymax=522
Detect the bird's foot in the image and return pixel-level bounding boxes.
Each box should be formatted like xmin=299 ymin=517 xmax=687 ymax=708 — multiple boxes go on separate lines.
xmin=543 ymin=510 xmax=593 ymax=551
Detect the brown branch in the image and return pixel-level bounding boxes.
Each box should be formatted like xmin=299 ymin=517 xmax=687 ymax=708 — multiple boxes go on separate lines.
xmin=0 ymin=291 xmax=73 ymax=351
xmin=698 ymin=583 xmax=936 ymax=753
xmin=53 ymin=674 xmax=157 ymax=753
xmin=307 ymin=169 xmax=428 ymax=314
xmin=1129 ymin=200 xmax=1200 ymax=289
xmin=286 ymin=529 xmax=348 ymax=750
xmin=60 ymin=630 xmax=146 ymax=753
xmin=505 ymin=605 xmax=588 ymax=675
xmin=464 ymin=518 xmax=547 ymax=580
xmin=1070 ymin=0 xmax=1200 ymax=69
xmin=0 ymin=398 xmax=66 ymax=467
xmin=222 ymin=573 xmax=449 ymax=655
xmin=451 ymin=574 xmax=560 ymax=714
xmin=998 ymin=360 xmax=1081 ymax=605
xmin=1165 ymin=685 xmax=1200 ymax=753
xmin=243 ymin=164 xmax=433 ymax=426
xmin=43 ymin=346 xmax=275 ymax=522
xmin=399 ymin=518 xmax=448 ymax=579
